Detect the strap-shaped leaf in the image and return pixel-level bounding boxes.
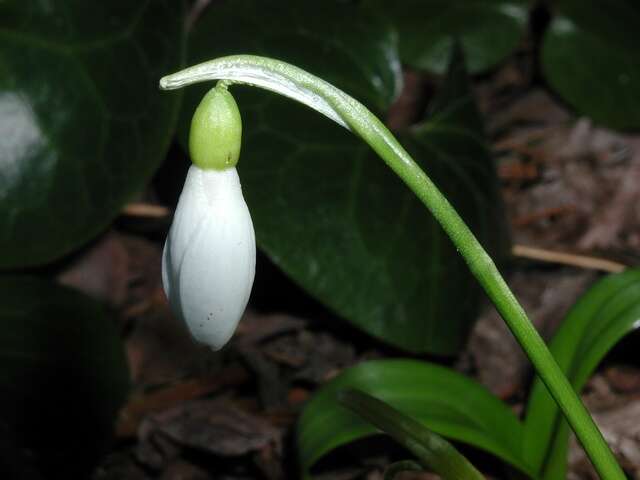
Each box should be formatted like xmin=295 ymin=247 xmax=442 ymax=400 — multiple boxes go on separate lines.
xmin=297 ymin=359 xmax=533 ymax=476
xmin=384 ymin=460 xmax=424 ymax=480
xmin=524 ymin=269 xmax=640 ymax=478
xmin=339 ymin=389 xmax=484 ymax=479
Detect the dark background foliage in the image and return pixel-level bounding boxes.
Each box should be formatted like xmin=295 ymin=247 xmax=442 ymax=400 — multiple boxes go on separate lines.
xmin=0 ymin=0 xmax=639 ymax=478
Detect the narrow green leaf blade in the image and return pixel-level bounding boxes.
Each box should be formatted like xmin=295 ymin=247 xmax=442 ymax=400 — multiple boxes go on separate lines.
xmin=339 ymin=389 xmax=485 ymax=480
xmin=542 ymin=0 xmax=640 ymax=129
xmin=0 ymin=1 xmax=185 ymax=267
xmin=384 ymin=460 xmax=425 ymax=480
xmin=297 ymin=359 xmax=532 ymax=476
xmin=0 ymin=276 xmax=130 ymax=477
xmin=524 ymin=269 xmax=640 ymax=478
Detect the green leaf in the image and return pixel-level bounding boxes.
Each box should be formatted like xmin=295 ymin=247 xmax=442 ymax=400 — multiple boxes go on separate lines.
xmin=339 ymin=389 xmax=485 ymax=480
xmin=541 ymin=0 xmax=640 ymax=129
xmin=366 ymin=0 xmax=528 ymax=74
xmin=0 ymin=275 xmax=130 ymax=477
xmin=297 ymin=359 xmax=532 ymax=476
xmin=183 ymin=0 xmax=401 ymax=118
xmin=181 ymin=1 xmax=507 ymax=354
xmin=0 ymin=1 xmax=185 ymax=268
xmin=384 ymin=460 xmax=425 ymax=480
xmin=524 ymin=269 xmax=640 ymax=478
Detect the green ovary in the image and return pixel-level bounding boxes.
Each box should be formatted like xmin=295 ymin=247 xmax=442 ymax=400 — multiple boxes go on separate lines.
xmin=189 ymin=83 xmax=242 ymax=170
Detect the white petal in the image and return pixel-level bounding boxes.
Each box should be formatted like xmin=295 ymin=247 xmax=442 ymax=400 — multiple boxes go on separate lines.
xmin=162 ymin=165 xmax=256 ymax=350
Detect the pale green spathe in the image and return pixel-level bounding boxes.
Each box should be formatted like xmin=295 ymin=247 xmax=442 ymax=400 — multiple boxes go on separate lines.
xmin=189 ymin=85 xmax=242 ymax=170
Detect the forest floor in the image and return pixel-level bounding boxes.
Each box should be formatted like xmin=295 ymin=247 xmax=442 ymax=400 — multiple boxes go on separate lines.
xmin=61 ymin=42 xmax=640 ymax=480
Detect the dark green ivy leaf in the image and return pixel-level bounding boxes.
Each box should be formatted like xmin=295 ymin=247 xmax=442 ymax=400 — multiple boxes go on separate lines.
xmin=0 ymin=1 xmax=185 ymax=268
xmin=181 ymin=0 xmax=508 ymax=354
xmin=542 ymin=0 xmax=640 ymax=129
xmin=0 ymin=276 xmax=130 ymax=478
xmin=366 ymin=0 xmax=528 ymax=74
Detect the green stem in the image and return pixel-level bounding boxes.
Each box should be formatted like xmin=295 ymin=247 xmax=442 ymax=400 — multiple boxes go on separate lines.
xmin=160 ymin=55 xmax=624 ymax=479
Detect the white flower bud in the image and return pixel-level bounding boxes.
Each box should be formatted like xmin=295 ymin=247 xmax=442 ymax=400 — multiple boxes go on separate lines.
xmin=162 ymin=165 xmax=256 ymax=350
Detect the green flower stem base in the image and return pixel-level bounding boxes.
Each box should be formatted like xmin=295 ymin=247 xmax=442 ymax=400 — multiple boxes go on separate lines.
xmin=160 ymin=55 xmax=624 ymax=480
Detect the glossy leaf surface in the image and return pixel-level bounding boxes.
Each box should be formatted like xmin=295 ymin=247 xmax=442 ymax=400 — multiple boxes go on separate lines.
xmin=542 ymin=0 xmax=640 ymax=129
xmin=366 ymin=0 xmax=528 ymax=74
xmin=297 ymin=359 xmax=532 ymax=476
xmin=340 ymin=389 xmax=484 ymax=480
xmin=524 ymin=269 xmax=640 ymax=478
xmin=181 ymin=0 xmax=507 ymax=354
xmin=0 ymin=1 xmax=184 ymax=267
xmin=0 ymin=276 xmax=130 ymax=477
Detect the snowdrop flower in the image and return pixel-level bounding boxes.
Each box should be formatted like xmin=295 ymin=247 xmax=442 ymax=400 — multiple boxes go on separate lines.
xmin=162 ymin=85 xmax=255 ymax=350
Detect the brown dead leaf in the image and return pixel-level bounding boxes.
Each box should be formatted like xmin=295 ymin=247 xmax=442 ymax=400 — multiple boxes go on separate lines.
xmin=569 ymin=374 xmax=640 ymax=479
xmin=234 ymin=313 xmax=305 ymax=349
xmin=606 ymin=366 xmax=640 ymax=394
xmin=160 ymin=460 xmax=211 ymax=480
xmin=117 ymin=366 xmax=249 ymax=438
xmin=579 ymin=138 xmax=640 ymax=249
xmin=57 ymin=231 xmax=129 ymax=307
xmin=138 ymin=398 xmax=281 ymax=457
xmin=386 ymin=69 xmax=431 ymax=131
xmin=487 ymin=89 xmax=570 ymax=134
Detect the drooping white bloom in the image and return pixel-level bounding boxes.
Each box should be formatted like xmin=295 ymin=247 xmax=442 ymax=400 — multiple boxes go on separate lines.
xmin=162 ymin=164 xmax=256 ymax=350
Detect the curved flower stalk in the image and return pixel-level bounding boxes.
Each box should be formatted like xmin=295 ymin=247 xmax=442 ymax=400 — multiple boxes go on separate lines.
xmin=160 ymin=56 xmax=624 ymax=479
xmin=162 ymin=85 xmax=255 ymax=350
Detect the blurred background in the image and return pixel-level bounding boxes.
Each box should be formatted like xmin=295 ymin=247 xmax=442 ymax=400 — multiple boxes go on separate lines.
xmin=1 ymin=0 xmax=639 ymax=479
